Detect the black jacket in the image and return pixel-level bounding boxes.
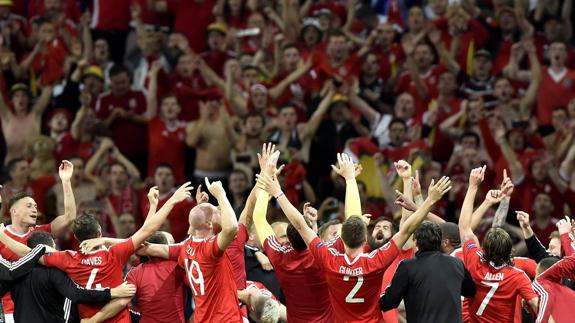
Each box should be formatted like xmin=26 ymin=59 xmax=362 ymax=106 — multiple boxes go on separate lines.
xmin=380 ymin=250 xmax=476 ymax=323
xmin=0 ymin=264 xmax=112 ymax=323
xmin=0 ymin=244 xmax=45 ymax=281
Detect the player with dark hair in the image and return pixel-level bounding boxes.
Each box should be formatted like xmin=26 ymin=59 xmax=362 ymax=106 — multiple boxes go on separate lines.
xmin=458 ymin=166 xmax=538 ymax=322
xmin=256 ymin=151 xmax=452 ymax=322
xmin=0 ymin=183 xmax=193 ymax=322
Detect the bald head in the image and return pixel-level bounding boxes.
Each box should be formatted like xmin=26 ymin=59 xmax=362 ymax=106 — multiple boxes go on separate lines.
xmin=189 ymin=204 xmax=220 ymax=236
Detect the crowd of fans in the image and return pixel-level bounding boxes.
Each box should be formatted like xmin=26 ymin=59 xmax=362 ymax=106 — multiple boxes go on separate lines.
xmin=0 ymin=0 xmax=575 ymax=322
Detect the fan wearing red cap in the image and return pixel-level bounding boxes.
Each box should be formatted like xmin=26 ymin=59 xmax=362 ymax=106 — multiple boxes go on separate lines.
xmin=0 ymin=83 xmax=52 ymax=165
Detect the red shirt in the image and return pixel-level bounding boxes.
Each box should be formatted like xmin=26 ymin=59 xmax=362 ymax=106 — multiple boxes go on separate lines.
xmin=309 ymin=236 xmax=400 ymax=323
xmin=371 ymin=44 xmax=405 ymax=82
xmin=536 ymin=67 xmax=575 ymax=125
xmin=0 ymin=224 xmax=51 ymax=314
xmin=226 ymin=224 xmax=248 ymax=289
xmin=313 ymin=52 xmax=362 ymax=85
xmin=90 ymin=0 xmax=131 ymax=31
xmin=533 ymin=254 xmax=575 ymax=323
xmin=140 ymin=193 xmax=195 ymax=243
xmin=95 ymin=90 xmax=148 ymax=158
xmin=43 ymin=238 xmax=136 ymax=322
xmin=263 ymin=235 xmax=335 ymax=323
xmin=148 ymin=117 xmax=187 ymax=183
xmin=126 ymin=259 xmax=186 ymax=323
xmin=27 ymin=38 xmax=68 ymax=85
xmin=530 ymin=218 xmax=559 ymax=248
xmin=513 ymin=257 xmax=537 ymax=323
xmin=396 ymin=65 xmax=446 ymax=118
xmin=462 ymin=240 xmax=537 ymax=323
xmin=169 ymin=73 xmax=209 ymax=121
xmin=166 ymin=0 xmax=217 ymax=53
xmin=451 ymin=247 xmax=471 ymax=322
xmin=54 ymin=132 xmax=80 ymax=162
xmin=28 ymin=0 xmax=81 ymax=22
xmin=168 ymin=235 xmax=242 ymax=323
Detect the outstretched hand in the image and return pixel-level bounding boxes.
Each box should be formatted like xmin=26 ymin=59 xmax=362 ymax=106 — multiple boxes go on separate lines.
xmin=59 ymin=160 xmax=74 ymax=181
xmin=170 ymin=182 xmax=193 ymax=203
xmin=331 ymin=153 xmax=357 ymax=180
xmin=557 ymin=216 xmax=572 ymax=235
xmin=195 ymin=184 xmax=209 ymax=204
xmin=394 ymin=190 xmax=417 ymax=212
xmin=516 ymin=211 xmax=530 ymax=229
xmin=427 ymin=176 xmax=452 ymax=202
xmin=469 ymin=165 xmax=486 ymax=187
xmin=258 ymin=143 xmax=277 ymax=175
xmin=204 ymin=178 xmax=225 ymax=200
xmin=79 ymin=238 xmax=107 ymax=254
xmin=394 ymin=160 xmax=412 ymax=179
xmin=255 ymin=173 xmax=282 ymax=197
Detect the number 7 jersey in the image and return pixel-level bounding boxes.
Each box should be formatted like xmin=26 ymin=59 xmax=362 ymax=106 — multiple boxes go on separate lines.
xmin=168 ymin=235 xmax=243 ymax=323
xmin=309 ymin=236 xmax=399 ymax=323
xmin=462 ymin=240 xmax=537 ymax=323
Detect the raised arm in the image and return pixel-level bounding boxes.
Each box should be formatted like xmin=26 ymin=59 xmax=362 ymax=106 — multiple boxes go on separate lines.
xmin=348 ymin=84 xmax=379 ymax=126
xmin=185 ymin=103 xmax=209 ymax=147
xmin=395 ymin=160 xmax=414 ymax=226
xmin=143 ymin=60 xmax=162 ymax=121
xmin=493 ymin=121 xmax=525 ymax=182
xmin=519 ymin=41 xmax=540 ymax=119
xmin=268 ymin=59 xmax=312 ymax=100
xmin=459 ymin=166 xmax=486 ymax=243
xmin=300 ymin=86 xmax=335 ymax=141
xmin=31 ymin=86 xmax=53 ymax=117
xmin=392 ymin=176 xmax=452 ymax=248
xmin=401 ymin=35 xmax=428 ymax=100
xmin=252 ymin=144 xmax=279 ymax=245
xmin=0 ymin=85 xmax=11 ymax=120
xmin=50 ymin=161 xmax=77 ymax=238
xmin=428 ymin=28 xmax=460 ymax=74
xmin=331 ymin=153 xmax=364 ymax=222
xmin=205 ymin=178 xmax=239 ymax=251
xmin=130 ymin=184 xmax=193 ymax=248
xmin=470 ymin=190 xmax=504 ymax=230
xmin=256 ymin=172 xmax=317 ymax=246
xmin=85 ymin=138 xmax=113 ymax=189
xmin=492 ymin=171 xmax=514 ymax=228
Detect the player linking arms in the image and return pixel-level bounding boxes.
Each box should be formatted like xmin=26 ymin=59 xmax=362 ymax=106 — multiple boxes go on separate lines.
xmin=256 ymin=152 xmax=451 ymax=322
xmin=458 ymin=166 xmax=538 ymax=322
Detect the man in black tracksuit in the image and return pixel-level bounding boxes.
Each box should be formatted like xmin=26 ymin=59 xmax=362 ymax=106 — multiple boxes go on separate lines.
xmin=0 ymin=231 xmax=136 ymax=323
xmin=380 ymin=221 xmax=476 ymax=323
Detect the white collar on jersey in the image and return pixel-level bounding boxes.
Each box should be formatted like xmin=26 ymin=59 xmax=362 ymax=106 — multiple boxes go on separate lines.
xmin=547 ymin=67 xmax=567 ymax=82
xmin=6 ymin=225 xmax=33 ymax=238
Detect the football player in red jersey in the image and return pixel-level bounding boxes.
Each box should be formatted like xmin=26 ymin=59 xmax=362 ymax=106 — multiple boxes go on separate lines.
xmin=0 ymin=160 xmax=78 ymax=323
xmin=458 ymin=166 xmax=539 ymax=323
xmin=0 ymin=183 xmax=193 ymax=323
xmin=238 ymin=280 xmax=287 ymax=323
xmin=138 ymin=177 xmax=243 ymax=322
xmin=256 ymin=152 xmax=452 ymax=323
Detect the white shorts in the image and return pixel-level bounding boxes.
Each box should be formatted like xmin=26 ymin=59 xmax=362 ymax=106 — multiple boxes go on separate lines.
xmin=4 ymin=314 xmax=14 ymax=323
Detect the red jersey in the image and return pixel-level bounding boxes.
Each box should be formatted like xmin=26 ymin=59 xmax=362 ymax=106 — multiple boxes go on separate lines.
xmin=126 ymin=259 xmax=186 ymax=323
xmin=533 ymin=255 xmax=575 ymax=323
xmin=94 ymin=90 xmax=148 ymax=158
xmin=451 ymin=247 xmax=471 ymax=323
xmin=395 ymin=64 xmax=447 ymax=117
xmin=536 ymin=67 xmax=575 ymax=125
xmin=168 ymin=236 xmax=242 ymax=323
xmin=462 ymin=240 xmax=537 ymax=323
xmin=166 ymin=0 xmax=217 ymax=53
xmin=309 ymin=236 xmax=399 ymax=323
xmin=263 ymin=235 xmax=335 ymax=323
xmin=54 ymin=132 xmax=80 ymax=162
xmin=90 ymin=0 xmax=131 ymax=30
xmin=226 ymin=223 xmax=248 ymax=289
xmin=139 ymin=191 xmax=194 ymax=242
xmin=0 ymin=224 xmax=51 ymax=314
xmin=42 ymin=238 xmax=136 ymax=322
xmin=147 ymin=117 xmax=187 ymax=183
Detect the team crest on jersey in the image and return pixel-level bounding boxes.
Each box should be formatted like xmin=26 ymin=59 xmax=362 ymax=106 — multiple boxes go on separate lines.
xmin=466 ymin=243 xmax=476 ymax=249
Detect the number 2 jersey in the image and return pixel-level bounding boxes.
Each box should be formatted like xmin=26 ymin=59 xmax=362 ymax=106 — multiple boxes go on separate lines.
xmin=309 ymin=236 xmax=399 ymax=323
xmin=42 ymin=238 xmax=135 ymax=323
xmin=462 ymin=240 xmax=537 ymax=323
xmin=168 ymin=235 xmax=242 ymax=323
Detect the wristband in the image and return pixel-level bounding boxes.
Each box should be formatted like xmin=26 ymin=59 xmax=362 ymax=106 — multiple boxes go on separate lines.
xmin=274 ymin=191 xmax=285 ymax=199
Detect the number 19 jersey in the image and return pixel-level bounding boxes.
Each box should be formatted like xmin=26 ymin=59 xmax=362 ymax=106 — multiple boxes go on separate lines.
xmin=42 ymin=238 xmax=135 ymax=322
xmin=168 ymin=235 xmax=242 ymax=323
xmin=309 ymin=237 xmax=399 ymax=323
xmin=462 ymin=240 xmax=537 ymax=323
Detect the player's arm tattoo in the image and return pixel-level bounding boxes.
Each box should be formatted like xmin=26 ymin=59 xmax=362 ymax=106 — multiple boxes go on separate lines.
xmin=492 ymin=197 xmax=509 ymax=228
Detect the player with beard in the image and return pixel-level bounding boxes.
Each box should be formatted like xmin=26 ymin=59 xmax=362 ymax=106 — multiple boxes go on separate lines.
xmin=256 ymin=152 xmax=452 ymax=322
